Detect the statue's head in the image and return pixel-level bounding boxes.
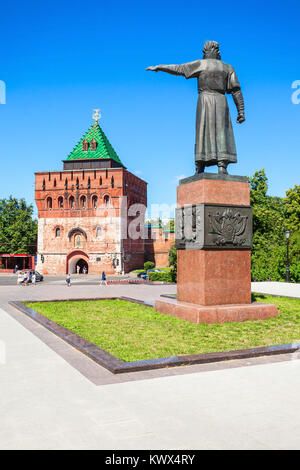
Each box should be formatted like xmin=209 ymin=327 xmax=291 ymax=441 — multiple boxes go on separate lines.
xmin=203 ymin=41 xmax=221 ymax=60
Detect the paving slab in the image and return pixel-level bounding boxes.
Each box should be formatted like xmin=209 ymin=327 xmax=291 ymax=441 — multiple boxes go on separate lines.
xmin=1 ymin=282 xmax=300 ymax=449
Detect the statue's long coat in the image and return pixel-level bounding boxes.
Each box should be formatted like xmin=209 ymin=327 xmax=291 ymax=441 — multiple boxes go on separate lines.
xmin=178 ymin=58 xmax=241 ymax=165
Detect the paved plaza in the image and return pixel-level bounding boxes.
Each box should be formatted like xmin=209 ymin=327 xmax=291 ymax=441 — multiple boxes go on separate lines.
xmin=252 ymin=281 xmax=300 ymax=299
xmin=0 ymin=279 xmax=300 ymax=449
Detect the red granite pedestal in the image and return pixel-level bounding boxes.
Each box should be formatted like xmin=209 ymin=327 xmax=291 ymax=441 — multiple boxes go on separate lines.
xmin=155 ymin=175 xmax=278 ymax=323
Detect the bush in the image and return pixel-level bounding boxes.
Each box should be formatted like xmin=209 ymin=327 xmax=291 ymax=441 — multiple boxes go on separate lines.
xmin=289 ymin=263 xmax=300 ymax=283
xmin=251 ymin=232 xmax=300 ymax=282
xmin=149 ymin=271 xmax=173 ymax=283
xmin=168 ymin=244 xmax=177 ymax=283
xmin=144 ymin=261 xmax=155 ymax=271
xmin=251 ymin=242 xmax=286 ymax=281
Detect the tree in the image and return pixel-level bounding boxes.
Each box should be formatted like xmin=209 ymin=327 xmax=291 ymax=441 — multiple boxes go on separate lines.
xmin=248 ymin=168 xmax=268 ymax=205
xmin=248 ymin=170 xmax=300 ymax=282
xmin=168 ymin=243 xmax=177 ymax=282
xmin=283 ymin=185 xmax=300 ymax=282
xmin=249 ymin=170 xmax=284 ymax=281
xmin=145 ymin=218 xmax=175 ymax=231
xmin=248 ymin=169 xmax=285 ymax=239
xmin=164 ymin=219 xmax=175 ymax=231
xmin=284 ymin=185 xmax=300 ymax=233
xmin=0 ymin=197 xmax=37 ymax=254
xmin=145 ymin=218 xmax=162 ymax=228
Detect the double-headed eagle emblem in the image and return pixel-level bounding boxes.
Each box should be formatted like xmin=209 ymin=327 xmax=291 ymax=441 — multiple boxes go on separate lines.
xmin=208 ymin=208 xmax=248 ymax=246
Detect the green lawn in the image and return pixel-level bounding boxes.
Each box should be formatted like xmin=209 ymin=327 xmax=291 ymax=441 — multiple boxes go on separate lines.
xmin=24 ymin=295 xmax=300 ymax=362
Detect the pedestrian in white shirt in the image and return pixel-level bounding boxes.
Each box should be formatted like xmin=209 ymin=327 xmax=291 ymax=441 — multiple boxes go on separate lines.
xmin=17 ymin=272 xmax=23 ymax=286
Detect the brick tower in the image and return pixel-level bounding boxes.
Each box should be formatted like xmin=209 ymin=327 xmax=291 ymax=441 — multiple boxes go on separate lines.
xmin=35 ymin=118 xmax=147 ymax=275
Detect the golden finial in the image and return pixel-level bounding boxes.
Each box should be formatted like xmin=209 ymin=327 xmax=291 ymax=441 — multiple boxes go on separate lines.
xmin=92 ymin=109 xmax=101 ymax=122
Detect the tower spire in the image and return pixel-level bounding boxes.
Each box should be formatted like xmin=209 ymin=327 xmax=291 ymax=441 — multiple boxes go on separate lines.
xmin=65 ymin=117 xmax=124 ymax=166
xmin=92 ymin=109 xmax=101 ymax=124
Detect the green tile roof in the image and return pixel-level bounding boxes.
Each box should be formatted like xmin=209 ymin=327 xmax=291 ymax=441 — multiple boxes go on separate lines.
xmin=65 ymin=121 xmax=123 ymax=165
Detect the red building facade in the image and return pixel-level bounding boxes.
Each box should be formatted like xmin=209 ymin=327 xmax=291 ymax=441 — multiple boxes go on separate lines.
xmin=145 ymin=226 xmax=175 ymax=267
xmin=0 ymin=254 xmax=34 ymax=273
xmin=35 ymin=120 xmax=147 ymax=275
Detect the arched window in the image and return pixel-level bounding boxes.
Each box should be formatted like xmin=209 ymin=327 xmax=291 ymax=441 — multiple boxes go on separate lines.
xmin=80 ymin=196 xmax=86 ymax=209
xmin=76 ymin=177 xmax=79 ymax=189
xmin=55 ymin=227 xmax=61 ymax=238
xmin=53 ymin=178 xmax=57 ymax=187
xmin=74 ymin=234 xmax=82 ymax=248
xmin=87 ymin=177 xmax=91 ymax=189
xmin=104 ymin=195 xmax=109 ymax=206
xmin=91 ymin=139 xmax=97 ymax=150
xmin=69 ymin=196 xmax=75 ymax=209
xmin=96 ymin=226 xmax=101 ymax=238
xmin=92 ymin=196 xmax=98 ymax=209
xmin=46 ymin=197 xmax=52 ymax=209
xmin=58 ymin=196 xmax=64 ymax=209
xmin=42 ymin=179 xmax=45 ymax=190
xmin=83 ymin=139 xmax=88 ymax=151
xmin=111 ymin=176 xmax=114 ymax=188
xmin=64 ymin=178 xmax=68 ymax=189
xmin=99 ymin=176 xmax=102 ymax=185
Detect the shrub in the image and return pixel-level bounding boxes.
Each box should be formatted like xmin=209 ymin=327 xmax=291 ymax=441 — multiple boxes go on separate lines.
xmin=289 ymin=263 xmax=300 ymax=283
xmin=144 ymin=261 xmax=155 ymax=271
xmin=149 ymin=271 xmax=173 ymax=283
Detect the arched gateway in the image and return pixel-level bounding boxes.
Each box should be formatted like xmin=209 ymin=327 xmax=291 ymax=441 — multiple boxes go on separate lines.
xmin=67 ymin=250 xmax=89 ymax=274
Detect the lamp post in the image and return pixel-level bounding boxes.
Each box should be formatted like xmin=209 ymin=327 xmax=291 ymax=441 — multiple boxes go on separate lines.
xmin=285 ymin=230 xmax=290 ymax=283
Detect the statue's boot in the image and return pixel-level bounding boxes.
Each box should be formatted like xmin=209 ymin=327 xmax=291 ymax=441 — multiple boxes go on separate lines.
xmin=195 ymin=162 xmax=205 ymax=174
xmin=218 ymin=162 xmax=228 ymax=175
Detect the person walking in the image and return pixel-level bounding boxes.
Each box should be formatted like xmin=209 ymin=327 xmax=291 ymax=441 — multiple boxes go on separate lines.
xmin=100 ymin=271 xmax=107 ymax=285
xmin=23 ymin=272 xmax=29 ymax=286
xmin=66 ymin=274 xmax=71 ymax=287
xmin=31 ymin=272 xmax=36 ymax=286
xmin=17 ymin=271 xmax=23 ymax=286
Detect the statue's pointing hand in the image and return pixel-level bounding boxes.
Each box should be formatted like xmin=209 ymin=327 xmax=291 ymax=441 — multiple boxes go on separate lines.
xmin=146 ymin=66 xmax=160 ymax=72
xmin=237 ymin=114 xmax=245 ymax=124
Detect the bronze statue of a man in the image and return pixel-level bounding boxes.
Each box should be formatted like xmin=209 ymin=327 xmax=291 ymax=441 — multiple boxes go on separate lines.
xmin=146 ymin=41 xmax=245 ymax=175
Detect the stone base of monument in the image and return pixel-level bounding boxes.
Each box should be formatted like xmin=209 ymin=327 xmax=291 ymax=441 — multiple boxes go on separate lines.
xmin=155 ymin=298 xmax=279 ymax=324
xmin=154 ymin=173 xmax=279 ymax=324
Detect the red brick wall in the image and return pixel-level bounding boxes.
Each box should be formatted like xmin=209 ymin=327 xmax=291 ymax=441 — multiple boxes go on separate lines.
xmin=145 ymin=227 xmax=175 ymax=268
xmin=35 ymin=168 xmax=125 ymax=217
xmin=35 ymin=167 xmax=148 ymax=274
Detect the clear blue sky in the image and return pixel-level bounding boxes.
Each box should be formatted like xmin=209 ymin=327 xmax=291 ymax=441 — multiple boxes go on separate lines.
xmin=0 ymin=0 xmax=299 ymax=217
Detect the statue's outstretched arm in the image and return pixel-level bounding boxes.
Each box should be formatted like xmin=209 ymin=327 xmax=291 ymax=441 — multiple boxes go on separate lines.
xmin=232 ymin=88 xmax=245 ymax=123
xmin=146 ymin=64 xmax=184 ymax=76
